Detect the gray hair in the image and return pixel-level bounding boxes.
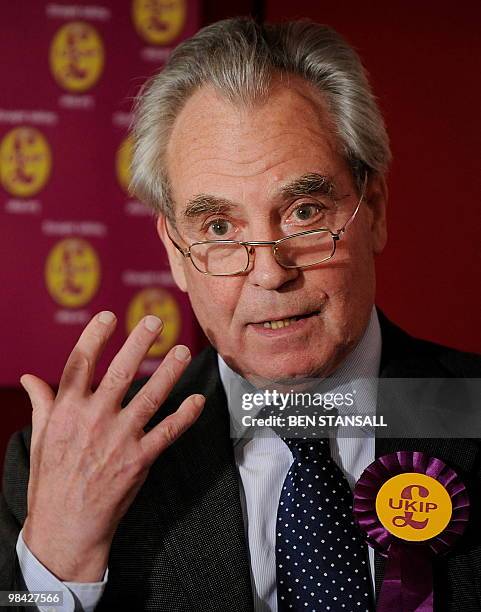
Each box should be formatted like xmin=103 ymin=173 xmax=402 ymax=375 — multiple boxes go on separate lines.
xmin=130 ymin=17 xmax=391 ymax=219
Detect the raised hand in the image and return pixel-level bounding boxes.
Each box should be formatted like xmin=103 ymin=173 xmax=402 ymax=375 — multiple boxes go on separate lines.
xmin=20 ymin=311 xmax=205 ymax=582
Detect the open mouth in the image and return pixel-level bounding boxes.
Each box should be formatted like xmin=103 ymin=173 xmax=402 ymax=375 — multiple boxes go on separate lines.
xmin=256 ymin=311 xmax=321 ymax=329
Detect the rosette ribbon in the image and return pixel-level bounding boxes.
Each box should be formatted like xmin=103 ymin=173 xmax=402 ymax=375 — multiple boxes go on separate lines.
xmin=353 ymin=451 xmax=469 ymax=612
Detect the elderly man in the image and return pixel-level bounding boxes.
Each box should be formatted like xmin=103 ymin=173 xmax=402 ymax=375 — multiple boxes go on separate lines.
xmin=1 ymin=17 xmax=480 ymax=612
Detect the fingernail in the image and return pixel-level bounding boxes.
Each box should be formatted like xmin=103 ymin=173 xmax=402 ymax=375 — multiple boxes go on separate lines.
xmin=98 ymin=311 xmax=116 ymax=325
xmin=193 ymin=394 xmax=205 ymax=408
xmin=144 ymin=315 xmax=162 ymax=332
xmin=174 ymin=345 xmax=191 ymax=361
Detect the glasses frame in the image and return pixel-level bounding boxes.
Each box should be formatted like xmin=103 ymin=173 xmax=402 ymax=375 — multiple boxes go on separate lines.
xmin=165 ymin=173 xmax=368 ymax=277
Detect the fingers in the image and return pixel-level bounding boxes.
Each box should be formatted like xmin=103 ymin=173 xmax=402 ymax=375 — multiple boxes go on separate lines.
xmin=95 ymin=315 xmax=164 ymax=405
xmin=140 ymin=393 xmax=205 ymax=465
xmin=58 ymin=311 xmax=118 ymax=398
xmin=120 ymin=344 xmax=194 ymax=430
xmin=20 ymin=374 xmax=55 ymax=453
xmin=20 ymin=374 xmax=55 ymax=411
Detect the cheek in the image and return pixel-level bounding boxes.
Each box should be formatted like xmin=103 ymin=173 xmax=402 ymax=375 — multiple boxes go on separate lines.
xmin=184 ymin=272 xmax=243 ymax=337
xmin=319 ymin=229 xmax=376 ymax=314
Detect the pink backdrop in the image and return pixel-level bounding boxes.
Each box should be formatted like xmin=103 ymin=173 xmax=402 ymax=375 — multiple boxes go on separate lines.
xmin=0 ymin=0 xmax=203 ymax=387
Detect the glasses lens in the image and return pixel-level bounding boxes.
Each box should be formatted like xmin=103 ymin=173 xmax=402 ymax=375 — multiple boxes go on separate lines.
xmin=190 ymin=242 xmax=249 ymax=275
xmin=275 ymin=231 xmax=335 ymax=267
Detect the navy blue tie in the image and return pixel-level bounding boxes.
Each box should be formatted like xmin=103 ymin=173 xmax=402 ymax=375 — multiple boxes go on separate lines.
xmin=275 ymin=437 xmax=374 ymax=611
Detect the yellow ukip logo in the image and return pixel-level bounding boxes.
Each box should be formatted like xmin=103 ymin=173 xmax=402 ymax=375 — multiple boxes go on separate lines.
xmin=375 ymin=472 xmax=452 ymax=542
xmin=132 ymin=0 xmax=186 ymax=45
xmin=0 ymin=127 xmax=51 ymax=197
xmin=116 ymin=135 xmax=133 ymax=194
xmin=50 ymin=22 xmax=104 ymax=93
xmin=126 ymin=288 xmax=181 ymax=357
xmin=45 ymin=238 xmax=101 ymax=308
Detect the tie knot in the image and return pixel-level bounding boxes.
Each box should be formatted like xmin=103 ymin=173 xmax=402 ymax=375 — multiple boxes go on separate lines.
xmin=281 ymin=436 xmax=330 ymax=462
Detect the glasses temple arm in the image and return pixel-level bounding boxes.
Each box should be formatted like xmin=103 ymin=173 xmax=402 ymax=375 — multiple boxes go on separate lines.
xmin=164 ymin=219 xmax=190 ymax=257
xmin=336 ymin=172 xmax=368 ymax=236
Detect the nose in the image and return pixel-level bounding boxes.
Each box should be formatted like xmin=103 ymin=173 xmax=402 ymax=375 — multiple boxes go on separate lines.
xmin=246 ymin=243 xmax=299 ymax=290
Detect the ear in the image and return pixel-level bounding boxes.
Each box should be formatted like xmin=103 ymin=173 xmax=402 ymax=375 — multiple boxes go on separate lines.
xmin=365 ymin=174 xmax=388 ymax=255
xmin=156 ymin=214 xmax=188 ymax=292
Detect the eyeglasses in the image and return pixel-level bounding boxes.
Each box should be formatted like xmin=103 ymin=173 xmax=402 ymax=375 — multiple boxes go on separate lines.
xmin=166 ymin=174 xmax=367 ymax=277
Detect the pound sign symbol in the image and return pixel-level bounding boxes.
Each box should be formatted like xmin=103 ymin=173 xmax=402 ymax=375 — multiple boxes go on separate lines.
xmin=392 ymin=484 xmax=430 ymax=529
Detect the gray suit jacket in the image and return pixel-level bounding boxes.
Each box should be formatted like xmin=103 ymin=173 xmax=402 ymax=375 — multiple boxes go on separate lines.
xmin=1 ymin=310 xmax=481 ymax=611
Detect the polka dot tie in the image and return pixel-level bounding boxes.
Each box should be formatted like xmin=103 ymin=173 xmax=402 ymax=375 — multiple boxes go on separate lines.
xmin=275 ymin=437 xmax=374 ymax=612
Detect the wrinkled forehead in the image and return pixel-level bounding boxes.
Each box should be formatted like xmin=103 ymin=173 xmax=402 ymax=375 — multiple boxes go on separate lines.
xmin=165 ymin=79 xmax=350 ymax=220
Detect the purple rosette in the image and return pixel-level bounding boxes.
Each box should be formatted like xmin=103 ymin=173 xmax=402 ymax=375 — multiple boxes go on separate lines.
xmin=353 ymin=451 xmax=470 ymax=612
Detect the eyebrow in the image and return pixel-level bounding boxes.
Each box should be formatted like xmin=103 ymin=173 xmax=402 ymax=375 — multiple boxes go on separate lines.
xmin=280 ymin=173 xmax=336 ymax=199
xmin=182 ymin=173 xmax=337 ymax=219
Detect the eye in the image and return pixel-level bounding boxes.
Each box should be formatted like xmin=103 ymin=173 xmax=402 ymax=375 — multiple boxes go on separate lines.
xmin=290 ymin=203 xmax=324 ymax=223
xmin=294 ymin=204 xmax=318 ymax=220
xmin=206 ymin=218 xmax=233 ymax=237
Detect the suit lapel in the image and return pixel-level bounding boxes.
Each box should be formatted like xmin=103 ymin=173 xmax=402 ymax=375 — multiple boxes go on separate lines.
xmin=373 ymin=311 xmax=481 ymax=599
xmin=141 ymin=347 xmax=254 ymax=611
xmin=373 ymin=436 xmax=480 ymax=598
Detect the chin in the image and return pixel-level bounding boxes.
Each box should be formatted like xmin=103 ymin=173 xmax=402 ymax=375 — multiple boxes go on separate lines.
xmin=242 ymin=351 xmax=337 ymax=385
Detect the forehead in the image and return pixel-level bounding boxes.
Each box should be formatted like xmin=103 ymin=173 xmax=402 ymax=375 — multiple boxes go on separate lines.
xmin=165 ymin=76 xmax=349 ymax=213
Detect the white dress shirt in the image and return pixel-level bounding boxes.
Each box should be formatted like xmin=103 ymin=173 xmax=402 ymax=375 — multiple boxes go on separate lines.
xmin=16 ymin=307 xmax=381 ymax=612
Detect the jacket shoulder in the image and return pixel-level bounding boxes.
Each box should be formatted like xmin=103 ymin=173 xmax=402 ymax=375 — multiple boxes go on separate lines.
xmin=377 ymin=308 xmax=481 ymax=377
xmin=419 ymin=339 xmax=481 ymax=376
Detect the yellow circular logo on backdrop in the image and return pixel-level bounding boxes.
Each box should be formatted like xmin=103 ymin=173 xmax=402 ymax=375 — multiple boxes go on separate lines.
xmin=126 ymin=288 xmax=181 ymax=357
xmin=0 ymin=127 xmax=51 ymax=197
xmin=116 ymin=135 xmax=133 ymax=194
xmin=132 ymin=0 xmax=186 ymax=45
xmin=45 ymin=238 xmax=101 ymax=307
xmin=375 ymin=472 xmax=452 ymax=542
xmin=50 ymin=22 xmax=104 ymax=92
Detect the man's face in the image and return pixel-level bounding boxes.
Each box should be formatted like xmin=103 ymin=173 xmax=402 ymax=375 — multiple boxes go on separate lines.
xmin=158 ymin=77 xmax=387 ymax=383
